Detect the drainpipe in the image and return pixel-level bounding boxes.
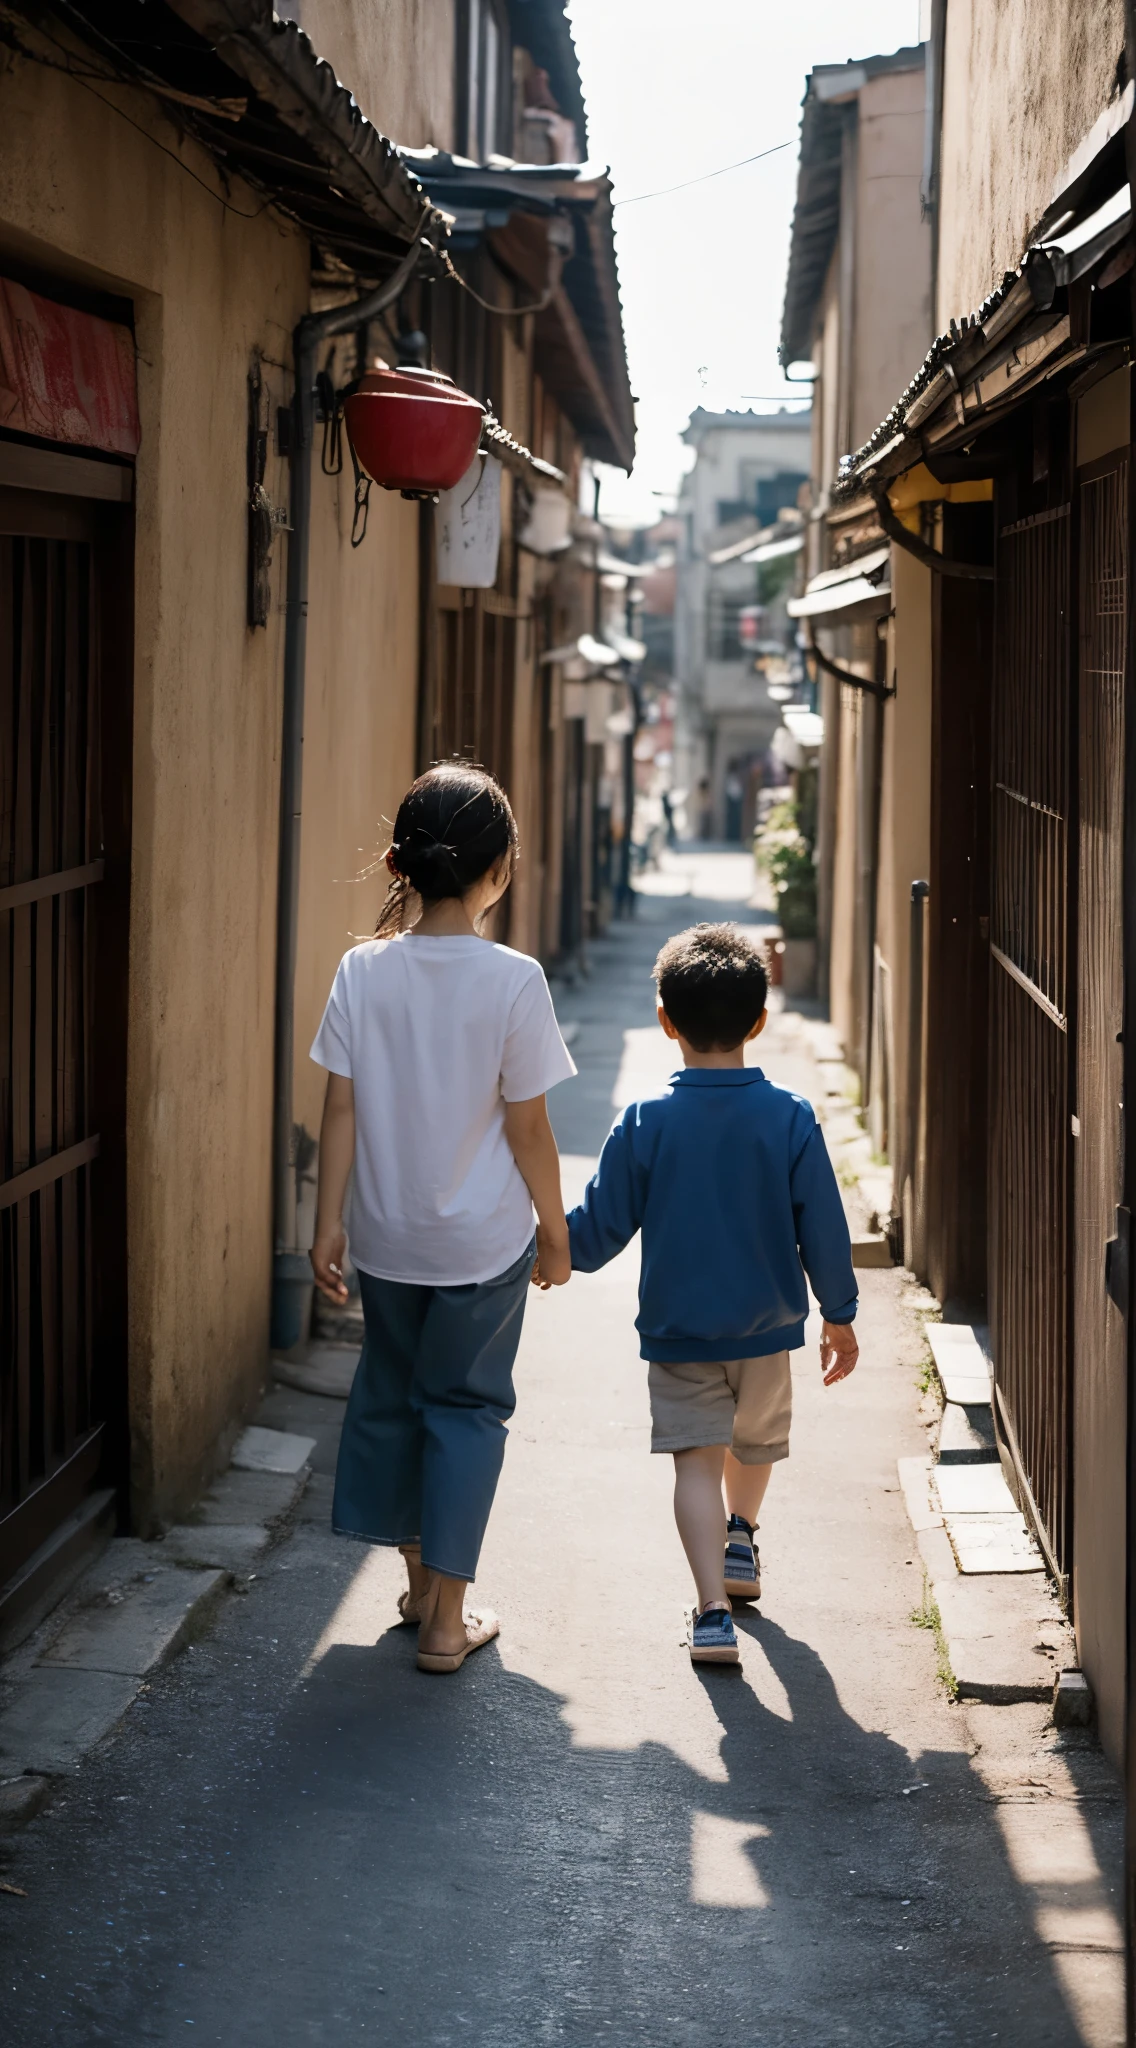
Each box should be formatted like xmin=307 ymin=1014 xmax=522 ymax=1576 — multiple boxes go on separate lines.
xmin=271 ymin=231 xmax=433 ymax=1344
xmin=1122 ymin=10 xmax=1136 ymax=2037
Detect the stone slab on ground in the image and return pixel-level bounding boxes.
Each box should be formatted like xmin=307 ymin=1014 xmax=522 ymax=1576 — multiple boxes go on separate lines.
xmin=39 ymin=1568 xmax=225 ymax=1677
xmin=935 ymin=1463 xmax=1019 ymax=1515
xmin=271 ymin=1345 xmax=357 ymax=1400
xmin=193 ymin=1467 xmax=307 ymax=1527
xmin=0 ymin=1668 xmax=141 ymax=1776
xmin=946 ymin=1513 xmax=1044 ymax=1574
xmin=938 ymin=1401 xmax=997 ymax=1463
xmin=933 ymin=1573 xmax=1071 ymax=1702
xmin=0 ymin=1774 xmax=49 ymax=1833
xmin=231 ymin=1426 xmax=315 ymax=1475
xmin=851 ymin=1232 xmax=892 ymax=1268
xmin=927 ymin=1323 xmax=993 ymax=1405
xmin=897 ymin=1454 xmax=942 ymax=1530
xmin=160 ymin=1525 xmax=271 ymax=1573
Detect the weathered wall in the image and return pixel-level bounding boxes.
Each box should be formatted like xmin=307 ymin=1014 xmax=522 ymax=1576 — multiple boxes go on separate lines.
xmin=852 ymin=67 xmax=932 ymax=450
xmin=0 ymin=55 xmax=309 ymax=1518
xmin=296 ymin=0 xmax=457 ymax=148
xmin=938 ymin=0 xmax=1126 ymax=324
xmin=292 ymin=470 xmax=422 ymax=1172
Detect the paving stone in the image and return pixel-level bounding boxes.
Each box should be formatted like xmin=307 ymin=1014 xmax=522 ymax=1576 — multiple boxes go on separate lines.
xmin=39 ymin=1567 xmax=225 ymax=1676
xmin=945 ymin=1513 xmax=1043 ymax=1574
xmin=897 ymin=1454 xmax=941 ymax=1530
xmin=271 ymin=1346 xmax=357 ymax=1400
xmin=0 ymin=1669 xmax=141 ymax=1776
xmin=927 ymin=1323 xmax=993 ymax=1405
xmin=851 ymin=1232 xmax=892 ymax=1268
xmin=934 ymin=1463 xmax=1017 ymax=1514
xmin=933 ymin=1574 xmax=1068 ymax=1702
xmin=231 ymin=1426 xmax=315 ymax=1475
xmin=160 ymin=1525 xmax=271 ymax=1572
xmin=938 ymin=1401 xmax=997 ymax=1463
xmin=1053 ymin=1669 xmax=1094 ymax=1727
xmin=194 ymin=1466 xmax=306 ymax=1526
xmin=0 ymin=1773 xmax=50 ymax=1833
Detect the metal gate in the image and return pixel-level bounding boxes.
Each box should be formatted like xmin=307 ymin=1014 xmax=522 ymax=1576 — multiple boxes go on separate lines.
xmin=989 ymin=504 xmax=1073 ymax=1577
xmin=0 ymin=526 xmax=109 ymax=1587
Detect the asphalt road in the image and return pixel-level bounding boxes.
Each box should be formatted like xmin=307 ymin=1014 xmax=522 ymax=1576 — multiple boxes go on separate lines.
xmin=1 ymin=849 xmax=1123 ymax=2045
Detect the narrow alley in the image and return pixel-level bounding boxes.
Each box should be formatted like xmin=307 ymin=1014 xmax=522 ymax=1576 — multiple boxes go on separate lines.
xmin=1 ymin=853 xmax=1122 ymax=2045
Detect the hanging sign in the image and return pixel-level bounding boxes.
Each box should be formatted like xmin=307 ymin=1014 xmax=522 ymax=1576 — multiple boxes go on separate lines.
xmin=0 ymin=278 xmax=140 ymax=455
xmin=435 ymin=454 xmax=502 ymax=588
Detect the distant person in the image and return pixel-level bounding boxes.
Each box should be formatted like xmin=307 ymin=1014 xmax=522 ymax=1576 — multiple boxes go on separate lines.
xmin=561 ymin=923 xmax=857 ymax=1663
xmin=697 ymin=775 xmax=713 ymax=839
xmin=310 ymin=764 xmax=576 ymax=1674
xmin=661 ymin=788 xmax=678 ymax=848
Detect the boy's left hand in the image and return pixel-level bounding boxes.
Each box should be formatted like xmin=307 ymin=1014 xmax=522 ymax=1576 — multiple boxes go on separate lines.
xmin=821 ymin=1319 xmax=858 ymax=1384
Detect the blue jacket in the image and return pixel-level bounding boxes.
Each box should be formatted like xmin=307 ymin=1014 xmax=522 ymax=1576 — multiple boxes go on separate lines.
xmin=566 ymin=1066 xmax=857 ymax=1363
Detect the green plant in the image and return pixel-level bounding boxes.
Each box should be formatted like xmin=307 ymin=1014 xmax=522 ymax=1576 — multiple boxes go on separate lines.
xmin=755 ymin=796 xmax=817 ymax=938
xmin=912 ymin=1573 xmax=957 ymax=1699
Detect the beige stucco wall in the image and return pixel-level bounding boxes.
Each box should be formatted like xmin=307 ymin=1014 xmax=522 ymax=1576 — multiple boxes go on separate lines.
xmin=0 ymin=57 xmax=311 ymax=1518
xmin=852 ymin=67 xmax=932 ymax=451
xmin=938 ymin=0 xmax=1126 ymax=324
xmin=875 ymin=547 xmax=932 ymax=1199
xmin=296 ymin=0 xmax=457 ymax=148
xmin=292 ymin=474 xmax=422 ymax=1168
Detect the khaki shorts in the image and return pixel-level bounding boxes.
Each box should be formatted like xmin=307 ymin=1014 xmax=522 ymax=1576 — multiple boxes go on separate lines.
xmin=648 ymin=1351 xmax=792 ymax=1464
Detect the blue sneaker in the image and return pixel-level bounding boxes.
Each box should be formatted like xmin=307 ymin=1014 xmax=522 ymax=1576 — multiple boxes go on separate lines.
xmin=687 ymin=1604 xmax=740 ymax=1664
xmin=724 ymin=1514 xmax=761 ymax=1601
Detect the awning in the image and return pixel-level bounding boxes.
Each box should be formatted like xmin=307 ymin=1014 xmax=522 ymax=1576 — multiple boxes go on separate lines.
xmin=541 ymin=633 xmax=621 ymax=676
xmin=1 ymin=0 xmax=445 ymax=275
xmin=787 ymin=546 xmax=890 ymax=622
xmin=834 ymin=93 xmax=1136 ymax=499
xmin=740 ymin=531 xmax=805 ymax=568
xmin=783 ymin=706 xmax=825 ymax=749
xmin=399 ymin=147 xmax=635 ymax=472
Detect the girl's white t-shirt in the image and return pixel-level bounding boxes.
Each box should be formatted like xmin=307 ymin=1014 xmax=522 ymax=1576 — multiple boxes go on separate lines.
xmin=310 ymin=934 xmax=577 ymax=1286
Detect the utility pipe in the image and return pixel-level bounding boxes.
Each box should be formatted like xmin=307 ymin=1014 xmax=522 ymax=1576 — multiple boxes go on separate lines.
xmin=805 ymin=621 xmax=894 ymax=702
xmin=271 ymin=231 xmax=434 ymax=1340
xmin=871 ymin=481 xmax=994 ymax=581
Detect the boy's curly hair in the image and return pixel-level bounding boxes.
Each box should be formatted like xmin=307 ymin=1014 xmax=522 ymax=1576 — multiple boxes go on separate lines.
xmin=653 ymin=922 xmax=768 ymax=1053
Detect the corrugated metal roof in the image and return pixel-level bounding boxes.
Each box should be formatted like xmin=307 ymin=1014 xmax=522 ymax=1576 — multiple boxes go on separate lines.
xmin=2 ymin=0 xmax=445 ymax=270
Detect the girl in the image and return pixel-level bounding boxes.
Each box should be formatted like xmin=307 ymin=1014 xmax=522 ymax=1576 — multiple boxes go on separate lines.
xmin=309 ymin=763 xmax=575 ymax=1674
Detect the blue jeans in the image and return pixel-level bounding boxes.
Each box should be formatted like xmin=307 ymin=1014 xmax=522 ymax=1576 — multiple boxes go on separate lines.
xmin=332 ymin=1237 xmax=535 ymax=1582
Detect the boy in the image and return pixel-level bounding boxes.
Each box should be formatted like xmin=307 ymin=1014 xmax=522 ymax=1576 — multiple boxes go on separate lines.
xmin=565 ymin=922 xmax=858 ymax=1665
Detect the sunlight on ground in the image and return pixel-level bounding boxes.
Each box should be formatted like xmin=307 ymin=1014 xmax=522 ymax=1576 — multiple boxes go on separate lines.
xmin=996 ymin=1797 xmax=1125 ymax=2041
xmin=690 ymin=1813 xmax=771 ymax=1908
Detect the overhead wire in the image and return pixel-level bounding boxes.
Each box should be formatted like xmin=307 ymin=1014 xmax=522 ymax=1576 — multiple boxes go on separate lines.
xmin=613 ymin=137 xmax=795 ymax=209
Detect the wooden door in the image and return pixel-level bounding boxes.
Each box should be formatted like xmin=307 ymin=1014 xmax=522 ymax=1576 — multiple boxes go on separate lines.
xmin=0 ymin=485 xmax=130 ymax=1590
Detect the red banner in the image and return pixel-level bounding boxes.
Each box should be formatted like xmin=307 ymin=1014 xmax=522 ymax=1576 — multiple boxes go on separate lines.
xmin=0 ymin=278 xmax=140 ymax=457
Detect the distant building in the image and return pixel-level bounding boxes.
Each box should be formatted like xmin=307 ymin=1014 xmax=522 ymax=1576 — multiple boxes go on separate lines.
xmin=674 ymin=409 xmax=811 ymax=839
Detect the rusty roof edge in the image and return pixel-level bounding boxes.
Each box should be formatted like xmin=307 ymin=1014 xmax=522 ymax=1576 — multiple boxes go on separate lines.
xmin=164 ymin=0 xmax=446 ymax=244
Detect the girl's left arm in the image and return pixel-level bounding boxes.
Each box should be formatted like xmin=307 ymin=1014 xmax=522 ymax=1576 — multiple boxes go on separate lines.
xmin=503 ymin=1093 xmax=571 ymax=1288
xmin=311 ymin=1072 xmax=356 ymax=1303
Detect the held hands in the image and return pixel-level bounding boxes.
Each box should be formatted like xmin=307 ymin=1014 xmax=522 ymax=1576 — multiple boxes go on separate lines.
xmin=310 ymin=1225 xmax=350 ymax=1305
xmin=531 ymin=1224 xmax=572 ymax=1291
xmin=821 ymin=1318 xmax=858 ymax=1386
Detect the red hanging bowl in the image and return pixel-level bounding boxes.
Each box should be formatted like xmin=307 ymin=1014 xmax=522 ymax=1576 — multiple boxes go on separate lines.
xmin=343 ymin=367 xmax=484 ymax=494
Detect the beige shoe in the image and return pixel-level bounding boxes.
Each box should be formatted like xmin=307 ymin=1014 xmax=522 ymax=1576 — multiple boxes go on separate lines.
xmin=417 ymin=1609 xmax=500 ymax=1673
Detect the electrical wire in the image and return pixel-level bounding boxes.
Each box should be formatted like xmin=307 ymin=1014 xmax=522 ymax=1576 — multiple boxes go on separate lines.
xmin=613 ymin=138 xmax=795 ymax=209
xmin=440 ymin=248 xmax=553 ymax=316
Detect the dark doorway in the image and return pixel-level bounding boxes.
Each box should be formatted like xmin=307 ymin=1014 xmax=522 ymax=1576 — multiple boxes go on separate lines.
xmin=0 ymin=477 xmax=132 ymax=1615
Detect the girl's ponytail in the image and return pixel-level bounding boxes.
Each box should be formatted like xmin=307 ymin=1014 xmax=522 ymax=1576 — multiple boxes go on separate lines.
xmin=375 ymin=762 xmax=518 ymax=937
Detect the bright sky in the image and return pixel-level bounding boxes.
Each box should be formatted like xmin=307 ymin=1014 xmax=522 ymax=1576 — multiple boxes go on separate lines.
xmin=565 ymin=1 xmax=923 ymax=524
